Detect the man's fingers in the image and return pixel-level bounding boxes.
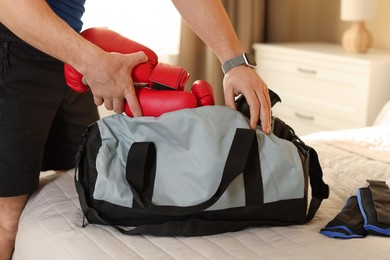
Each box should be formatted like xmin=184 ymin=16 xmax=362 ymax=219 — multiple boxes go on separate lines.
xmin=258 ymin=103 xmax=271 ymax=134
xmin=104 ymin=99 xmax=113 ymax=111
xmin=113 ymin=99 xmax=125 ymax=114
xmin=113 ymin=51 xmax=146 ymax=116
xmin=125 ymin=91 xmax=142 ymax=117
xmin=257 ymin=87 xmax=272 ymax=134
xmin=130 ymin=51 xmax=148 ymax=66
xmin=246 ymin=95 xmax=260 ymax=130
xmin=94 ymin=96 xmax=104 ymax=106
xmin=241 ymin=85 xmax=271 ymax=133
xmin=224 ymin=90 xmax=237 ymax=111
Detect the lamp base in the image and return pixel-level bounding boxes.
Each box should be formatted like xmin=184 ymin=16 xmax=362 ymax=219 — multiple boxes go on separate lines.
xmin=342 ymin=21 xmax=372 ymax=53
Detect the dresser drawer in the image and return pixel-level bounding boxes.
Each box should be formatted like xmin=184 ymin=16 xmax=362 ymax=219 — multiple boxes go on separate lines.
xmin=254 ymin=43 xmax=372 ymax=79
xmin=258 ymin=56 xmax=370 ymax=87
xmin=253 ymin=42 xmax=390 ymax=134
xmin=259 ymin=65 xmax=367 ymax=125
xmin=272 ymin=102 xmax=358 ymax=136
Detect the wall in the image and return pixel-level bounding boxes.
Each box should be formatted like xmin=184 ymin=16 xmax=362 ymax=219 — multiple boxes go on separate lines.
xmin=364 ymin=0 xmax=390 ymax=48
xmin=82 ymin=1 xmax=181 ymax=56
xmin=266 ymin=0 xmax=390 ymax=50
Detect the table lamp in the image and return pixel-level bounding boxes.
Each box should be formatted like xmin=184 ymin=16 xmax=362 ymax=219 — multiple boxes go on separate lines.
xmin=340 ymin=0 xmax=377 ymax=53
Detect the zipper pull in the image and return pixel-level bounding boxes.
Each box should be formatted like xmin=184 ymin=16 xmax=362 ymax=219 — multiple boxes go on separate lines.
xmin=74 ymin=125 xmax=92 ymax=168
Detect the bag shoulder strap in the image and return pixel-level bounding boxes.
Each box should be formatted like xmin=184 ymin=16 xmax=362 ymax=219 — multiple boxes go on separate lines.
xmin=272 ymin=116 xmax=329 ymax=222
xmin=305 ymin=147 xmax=330 ymax=222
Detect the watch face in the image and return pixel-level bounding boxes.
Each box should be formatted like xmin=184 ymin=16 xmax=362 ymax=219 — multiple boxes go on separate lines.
xmin=244 ymin=53 xmax=257 ymax=66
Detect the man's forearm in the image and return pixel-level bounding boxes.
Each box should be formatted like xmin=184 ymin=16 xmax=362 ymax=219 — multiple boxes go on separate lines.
xmin=0 ymin=0 xmax=101 ymax=75
xmin=171 ymin=0 xmax=244 ymax=64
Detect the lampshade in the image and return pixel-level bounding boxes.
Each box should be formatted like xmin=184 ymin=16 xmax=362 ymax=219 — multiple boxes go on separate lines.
xmin=341 ymin=0 xmax=377 ymax=21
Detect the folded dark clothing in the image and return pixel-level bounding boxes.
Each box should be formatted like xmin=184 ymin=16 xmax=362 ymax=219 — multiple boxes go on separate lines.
xmin=357 ymin=180 xmax=390 ymax=237
xmin=320 ymin=196 xmax=367 ymax=239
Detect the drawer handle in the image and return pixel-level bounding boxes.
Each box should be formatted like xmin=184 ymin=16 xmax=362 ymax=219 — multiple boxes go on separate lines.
xmin=297 ymin=67 xmax=317 ymax=75
xmin=294 ymin=112 xmax=315 ymax=121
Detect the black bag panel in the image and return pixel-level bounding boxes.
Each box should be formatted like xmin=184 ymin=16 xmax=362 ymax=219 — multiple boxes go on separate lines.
xmin=85 ymin=195 xmax=308 ymax=228
xmin=86 ymin=198 xmax=170 ymax=226
xmin=76 ymin=124 xmax=102 ymax=209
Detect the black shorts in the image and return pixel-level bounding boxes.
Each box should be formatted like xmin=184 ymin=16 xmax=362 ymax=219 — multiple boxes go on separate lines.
xmin=0 ymin=24 xmax=99 ymax=197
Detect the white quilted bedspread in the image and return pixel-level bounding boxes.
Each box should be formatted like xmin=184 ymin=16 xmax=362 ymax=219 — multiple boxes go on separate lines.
xmin=13 ymin=125 xmax=390 ymax=260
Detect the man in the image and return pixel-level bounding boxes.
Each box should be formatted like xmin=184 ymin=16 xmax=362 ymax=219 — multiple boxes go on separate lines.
xmin=0 ymin=0 xmax=271 ymax=259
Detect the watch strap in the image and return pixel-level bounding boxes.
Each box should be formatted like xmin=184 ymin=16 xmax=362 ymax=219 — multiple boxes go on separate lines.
xmin=221 ymin=53 xmax=256 ymax=74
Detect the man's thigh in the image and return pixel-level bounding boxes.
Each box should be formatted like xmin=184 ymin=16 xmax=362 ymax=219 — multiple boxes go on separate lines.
xmin=0 ymin=28 xmax=97 ymax=196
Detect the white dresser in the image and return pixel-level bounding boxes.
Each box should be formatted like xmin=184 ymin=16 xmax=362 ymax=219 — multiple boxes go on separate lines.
xmin=253 ymin=42 xmax=390 ymax=135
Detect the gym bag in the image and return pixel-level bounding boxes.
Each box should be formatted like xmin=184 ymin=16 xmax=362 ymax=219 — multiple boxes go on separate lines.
xmin=74 ymin=93 xmax=329 ymax=236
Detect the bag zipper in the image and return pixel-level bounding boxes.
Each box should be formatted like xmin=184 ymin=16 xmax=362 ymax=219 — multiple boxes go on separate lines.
xmin=74 ymin=125 xmax=92 ymax=171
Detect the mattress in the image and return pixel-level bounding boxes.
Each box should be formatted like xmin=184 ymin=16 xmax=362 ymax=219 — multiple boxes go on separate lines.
xmin=13 ymin=124 xmax=390 ymax=260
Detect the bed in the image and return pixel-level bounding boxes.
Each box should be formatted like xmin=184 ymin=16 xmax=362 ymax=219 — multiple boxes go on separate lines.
xmin=13 ymin=106 xmax=390 ymax=260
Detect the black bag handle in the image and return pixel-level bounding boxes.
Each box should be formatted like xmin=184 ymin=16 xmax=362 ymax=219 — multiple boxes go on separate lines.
xmin=125 ymin=128 xmax=263 ymax=216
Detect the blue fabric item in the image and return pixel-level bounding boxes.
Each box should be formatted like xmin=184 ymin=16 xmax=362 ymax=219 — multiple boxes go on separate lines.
xmin=357 ymin=181 xmax=390 ymax=237
xmin=320 ymin=196 xmax=367 ymax=239
xmin=321 ymin=180 xmax=390 ymax=239
xmin=46 ymin=0 xmax=86 ymax=32
xmin=320 ymin=228 xmax=365 ymax=239
xmin=364 ymin=224 xmax=390 ymax=236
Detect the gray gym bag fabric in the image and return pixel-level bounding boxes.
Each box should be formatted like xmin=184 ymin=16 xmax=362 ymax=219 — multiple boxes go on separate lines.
xmin=94 ymin=106 xmax=304 ymax=209
xmin=75 ymin=105 xmax=329 ymax=236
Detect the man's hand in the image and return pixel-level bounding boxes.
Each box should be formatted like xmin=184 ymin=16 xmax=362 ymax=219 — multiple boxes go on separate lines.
xmin=223 ymin=66 xmax=271 ymax=133
xmin=81 ymin=51 xmax=148 ymax=116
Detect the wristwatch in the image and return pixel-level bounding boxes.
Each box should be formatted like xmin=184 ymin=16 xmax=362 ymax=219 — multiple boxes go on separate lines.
xmin=221 ymin=53 xmax=257 ymax=74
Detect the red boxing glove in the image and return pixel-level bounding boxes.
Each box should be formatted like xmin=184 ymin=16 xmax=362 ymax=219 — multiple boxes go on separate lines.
xmin=64 ymin=27 xmax=190 ymax=93
xmin=191 ymin=80 xmax=215 ymax=107
xmin=124 ymin=80 xmax=215 ymax=117
xmin=64 ymin=27 xmax=214 ymax=117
